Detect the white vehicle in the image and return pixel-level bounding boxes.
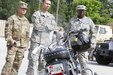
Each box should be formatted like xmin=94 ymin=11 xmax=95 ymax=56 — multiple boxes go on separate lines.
xmin=92 ymin=25 xmax=113 ymax=65
xmin=89 ymin=25 xmax=113 ymax=61
xmin=95 ymin=25 xmax=113 ymax=43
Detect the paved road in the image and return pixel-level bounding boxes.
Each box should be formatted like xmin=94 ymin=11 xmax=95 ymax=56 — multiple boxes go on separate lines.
xmin=88 ymin=61 xmax=113 ymax=75
xmin=0 ymin=37 xmax=113 ymax=75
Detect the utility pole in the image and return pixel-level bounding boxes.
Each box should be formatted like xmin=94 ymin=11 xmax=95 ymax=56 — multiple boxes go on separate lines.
xmin=56 ymin=0 xmax=60 ymax=24
xmin=38 ymin=0 xmax=42 ymax=10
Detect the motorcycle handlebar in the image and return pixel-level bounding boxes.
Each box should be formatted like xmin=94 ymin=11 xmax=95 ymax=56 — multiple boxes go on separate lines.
xmin=63 ymin=28 xmax=87 ymax=43
xmin=68 ymin=28 xmax=87 ymax=35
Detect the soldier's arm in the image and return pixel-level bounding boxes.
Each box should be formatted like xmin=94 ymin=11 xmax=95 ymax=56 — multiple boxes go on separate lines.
xmin=63 ymin=22 xmax=71 ymax=41
xmin=25 ymin=21 xmax=30 ymax=48
xmin=65 ymin=17 xmax=75 ymax=35
xmin=5 ymin=17 xmax=13 ymax=42
xmin=52 ymin=15 xmax=57 ymax=29
xmin=47 ymin=15 xmax=57 ymax=31
xmin=26 ymin=21 xmax=30 ymax=38
xmin=89 ymin=19 xmax=96 ymax=44
xmin=31 ymin=11 xmax=43 ymax=31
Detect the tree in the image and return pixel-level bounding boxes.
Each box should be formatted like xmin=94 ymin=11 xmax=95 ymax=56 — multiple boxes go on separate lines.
xmin=0 ymin=0 xmax=18 ymax=19
xmin=1 ymin=0 xmax=113 ymax=25
xmin=0 ymin=0 xmax=40 ymax=21
xmin=99 ymin=0 xmax=113 ymax=24
xmin=72 ymin=0 xmax=103 ymax=24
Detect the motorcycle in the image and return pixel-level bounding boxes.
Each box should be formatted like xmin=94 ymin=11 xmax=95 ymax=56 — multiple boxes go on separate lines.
xmin=43 ymin=29 xmax=95 ymax=75
xmin=32 ymin=29 xmax=95 ymax=75
xmin=43 ymin=41 xmax=78 ymax=75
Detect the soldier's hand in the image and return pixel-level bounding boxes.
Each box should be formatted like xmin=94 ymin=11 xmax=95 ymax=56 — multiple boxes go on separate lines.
xmin=90 ymin=43 xmax=96 ymax=49
xmin=7 ymin=40 xmax=16 ymax=48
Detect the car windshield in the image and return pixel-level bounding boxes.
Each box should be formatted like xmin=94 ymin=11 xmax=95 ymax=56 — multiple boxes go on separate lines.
xmin=95 ymin=26 xmax=107 ymax=34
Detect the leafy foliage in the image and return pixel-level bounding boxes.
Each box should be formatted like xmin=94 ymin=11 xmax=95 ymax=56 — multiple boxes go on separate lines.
xmin=0 ymin=0 xmax=113 ymax=26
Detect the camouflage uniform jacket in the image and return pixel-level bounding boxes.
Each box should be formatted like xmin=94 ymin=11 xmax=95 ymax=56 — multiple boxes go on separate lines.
xmin=68 ymin=16 xmax=96 ymax=44
xmin=5 ymin=14 xmax=30 ymax=47
xmin=31 ymin=10 xmax=57 ymax=46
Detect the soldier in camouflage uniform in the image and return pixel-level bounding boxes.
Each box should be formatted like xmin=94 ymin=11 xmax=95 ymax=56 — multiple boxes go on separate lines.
xmin=1 ymin=1 xmax=30 ymax=75
xmin=26 ymin=0 xmax=57 ymax=75
xmin=66 ymin=5 xmax=96 ymax=75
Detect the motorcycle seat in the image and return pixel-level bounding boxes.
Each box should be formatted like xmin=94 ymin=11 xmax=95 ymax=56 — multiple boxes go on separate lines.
xmin=44 ymin=48 xmax=70 ymax=62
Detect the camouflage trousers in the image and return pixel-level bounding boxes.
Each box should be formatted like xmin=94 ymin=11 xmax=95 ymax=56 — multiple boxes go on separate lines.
xmin=1 ymin=46 xmax=25 ymax=75
xmin=78 ymin=52 xmax=89 ymax=75
xmin=26 ymin=41 xmax=46 ymax=75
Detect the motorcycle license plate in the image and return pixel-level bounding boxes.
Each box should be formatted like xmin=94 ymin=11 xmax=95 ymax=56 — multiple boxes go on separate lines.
xmin=47 ymin=63 xmax=64 ymax=74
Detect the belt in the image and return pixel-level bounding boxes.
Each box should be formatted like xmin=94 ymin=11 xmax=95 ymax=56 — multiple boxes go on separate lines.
xmin=13 ymin=37 xmax=20 ymax=41
xmin=33 ymin=29 xmax=51 ymax=33
xmin=17 ymin=46 xmax=26 ymax=48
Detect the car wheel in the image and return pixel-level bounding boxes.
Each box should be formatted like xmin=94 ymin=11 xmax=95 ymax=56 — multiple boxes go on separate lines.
xmin=95 ymin=52 xmax=112 ymax=65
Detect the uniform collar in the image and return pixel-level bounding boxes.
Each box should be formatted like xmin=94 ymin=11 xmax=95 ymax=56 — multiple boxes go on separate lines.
xmin=77 ymin=16 xmax=87 ymax=20
xmin=16 ymin=13 xmax=25 ymax=20
xmin=40 ymin=10 xmax=49 ymax=17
